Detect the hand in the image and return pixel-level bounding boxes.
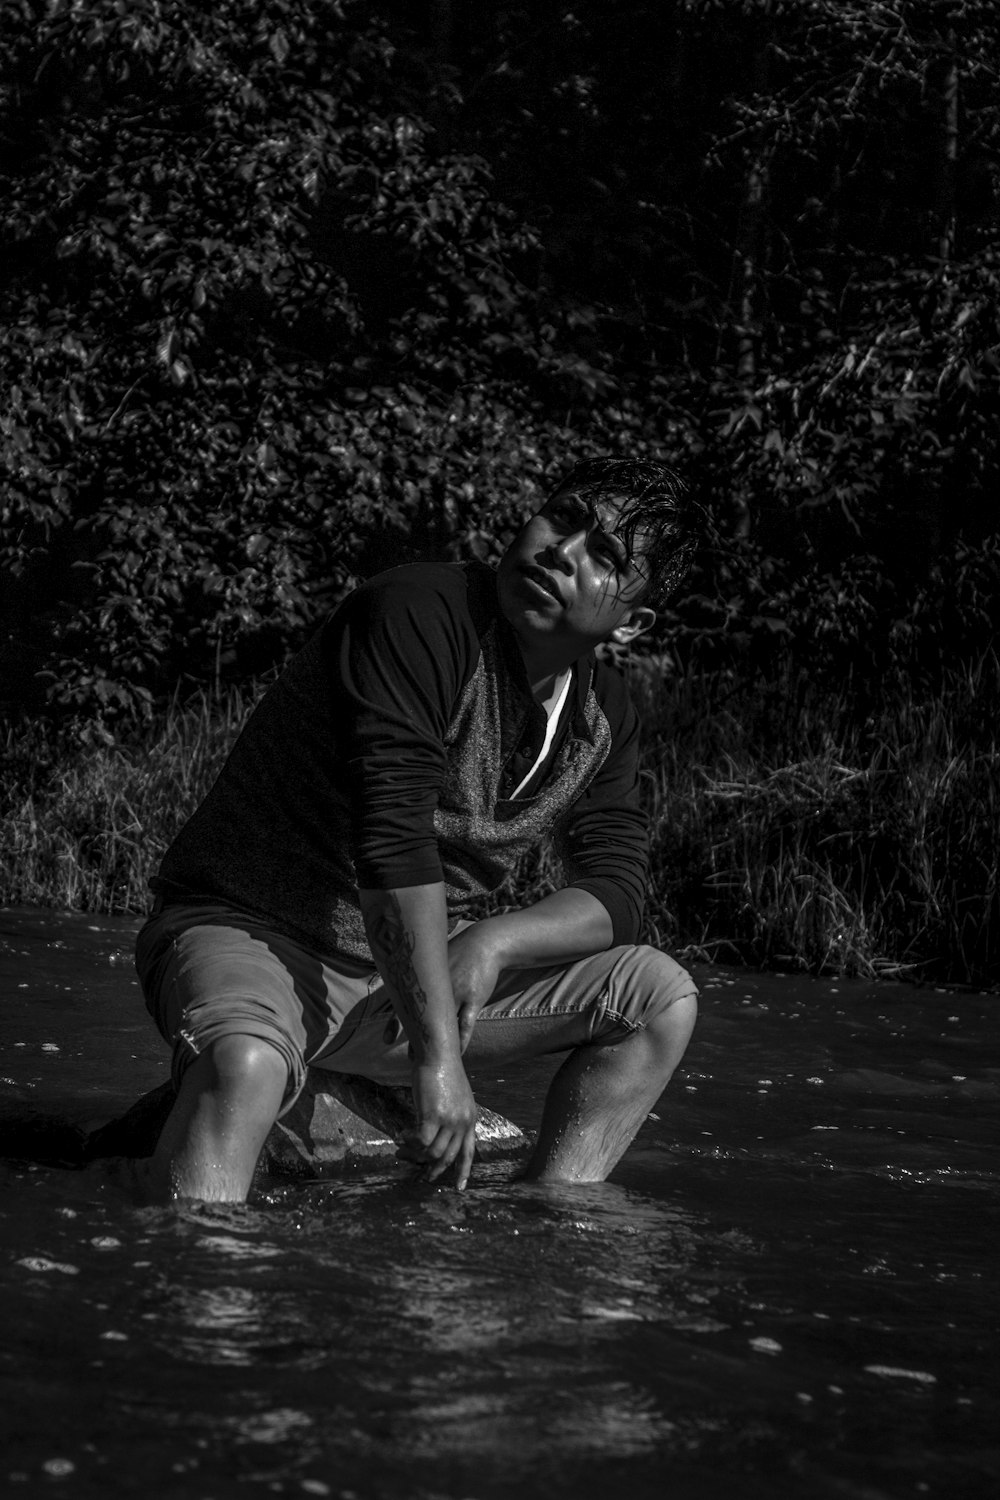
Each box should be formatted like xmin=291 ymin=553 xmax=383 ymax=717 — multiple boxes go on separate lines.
xmin=403 ymin=1053 xmax=479 ymax=1190
xmin=447 ymin=922 xmax=505 ymax=1053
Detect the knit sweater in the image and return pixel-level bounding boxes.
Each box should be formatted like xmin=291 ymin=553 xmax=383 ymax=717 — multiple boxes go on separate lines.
xmin=153 ymin=560 xmax=649 ymax=960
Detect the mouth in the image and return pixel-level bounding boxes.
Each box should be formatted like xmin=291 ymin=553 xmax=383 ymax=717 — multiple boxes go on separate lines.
xmin=520 ymin=566 xmax=564 ymax=604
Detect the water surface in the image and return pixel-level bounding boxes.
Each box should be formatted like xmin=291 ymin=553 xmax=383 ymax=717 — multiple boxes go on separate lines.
xmin=1 ymin=908 xmax=997 ymax=1499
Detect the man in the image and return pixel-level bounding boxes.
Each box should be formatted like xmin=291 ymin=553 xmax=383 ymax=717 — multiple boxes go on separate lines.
xmin=135 ymin=456 xmax=700 ymax=1201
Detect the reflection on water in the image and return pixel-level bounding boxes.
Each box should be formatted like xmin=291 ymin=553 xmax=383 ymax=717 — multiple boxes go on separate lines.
xmin=0 ymin=908 xmax=997 ymax=1500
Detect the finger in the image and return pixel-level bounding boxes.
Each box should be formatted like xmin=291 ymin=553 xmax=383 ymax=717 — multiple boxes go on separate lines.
xmin=400 ymin=1129 xmax=453 ymax=1177
xmin=399 ymin=1128 xmax=434 ymax=1165
xmin=401 ymin=1112 xmax=449 ymax=1157
xmin=455 ymin=1126 xmax=476 ymax=1193
xmin=457 ymin=1004 xmax=474 ymax=1054
xmin=424 ymin=1127 xmax=464 ymax=1183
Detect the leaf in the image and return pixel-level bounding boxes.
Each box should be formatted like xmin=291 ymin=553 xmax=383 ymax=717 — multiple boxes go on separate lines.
xmin=156 ymin=330 xmax=177 ymax=367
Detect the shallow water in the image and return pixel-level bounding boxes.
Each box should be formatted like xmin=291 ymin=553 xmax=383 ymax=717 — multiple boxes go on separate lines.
xmin=0 ymin=907 xmax=997 ymax=1500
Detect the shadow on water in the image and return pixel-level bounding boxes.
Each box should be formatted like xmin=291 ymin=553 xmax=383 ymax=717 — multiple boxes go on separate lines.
xmin=1 ymin=907 xmax=997 ymax=1499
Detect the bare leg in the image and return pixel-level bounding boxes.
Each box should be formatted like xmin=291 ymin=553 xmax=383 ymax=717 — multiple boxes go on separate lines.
xmin=522 ymin=990 xmax=697 ymax=1183
xmin=145 ymin=1035 xmax=288 ymax=1203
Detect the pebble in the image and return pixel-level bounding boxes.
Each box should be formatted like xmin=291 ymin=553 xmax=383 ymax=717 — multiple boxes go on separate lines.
xmin=584 ymin=1303 xmax=644 ymax=1322
xmin=16 ymin=1257 xmax=79 ymax=1275
xmin=864 ymin=1364 xmax=937 ymax=1384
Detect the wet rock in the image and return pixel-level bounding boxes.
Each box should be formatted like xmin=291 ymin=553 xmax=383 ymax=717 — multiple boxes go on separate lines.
xmin=0 ymin=1106 xmax=91 ymax=1168
xmin=266 ymin=1072 xmax=525 ymax=1175
xmin=84 ymin=1081 xmax=175 ymax=1160
xmin=84 ymin=1070 xmax=525 ymax=1176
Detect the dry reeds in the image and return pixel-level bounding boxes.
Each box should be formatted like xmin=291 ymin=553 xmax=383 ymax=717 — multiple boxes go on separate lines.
xmin=1 ymin=689 xmax=253 ymax=913
xmin=2 ymin=658 xmax=997 ymax=986
xmin=634 ymin=652 xmax=1000 ymax=985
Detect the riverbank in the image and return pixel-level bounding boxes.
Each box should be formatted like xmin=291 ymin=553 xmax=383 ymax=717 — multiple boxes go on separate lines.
xmin=3 ymin=660 xmax=998 ymax=989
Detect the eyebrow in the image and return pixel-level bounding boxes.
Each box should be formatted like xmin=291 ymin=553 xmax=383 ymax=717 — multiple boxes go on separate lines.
xmin=549 ymin=493 xmax=635 ymax=568
xmin=596 ymin=525 xmax=628 ymax=563
xmin=589 ymin=505 xmax=633 ymax=565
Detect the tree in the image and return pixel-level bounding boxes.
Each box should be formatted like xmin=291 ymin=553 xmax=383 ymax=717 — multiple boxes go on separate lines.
xmin=0 ymin=0 xmax=584 ymax=716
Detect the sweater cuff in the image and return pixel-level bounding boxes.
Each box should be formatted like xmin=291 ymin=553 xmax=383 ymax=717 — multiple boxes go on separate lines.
xmin=352 ymin=849 xmax=443 ymax=890
xmin=567 ymin=878 xmax=641 ymax=947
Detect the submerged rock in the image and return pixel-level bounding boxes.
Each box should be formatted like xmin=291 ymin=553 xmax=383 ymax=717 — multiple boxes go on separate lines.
xmin=0 ymin=1107 xmax=91 ymax=1168
xmin=83 ymin=1070 xmax=526 ymax=1176
xmin=83 ymin=1081 xmax=175 ymax=1161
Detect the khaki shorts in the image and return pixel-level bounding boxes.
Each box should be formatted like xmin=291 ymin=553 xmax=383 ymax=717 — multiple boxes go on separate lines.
xmin=135 ymin=899 xmax=698 ymax=1113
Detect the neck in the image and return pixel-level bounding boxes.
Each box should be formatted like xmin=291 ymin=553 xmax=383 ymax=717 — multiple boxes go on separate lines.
xmin=532 ymin=665 xmax=571 ymax=712
xmin=528 ymin=655 xmax=573 ymax=703
xmin=511 ymin=634 xmax=580 ymax=700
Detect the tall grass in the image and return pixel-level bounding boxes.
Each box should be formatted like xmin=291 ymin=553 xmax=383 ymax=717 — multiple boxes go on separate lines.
xmin=1 ymin=689 xmax=255 ymax=914
xmin=2 ymin=659 xmax=997 ymax=987
xmin=633 ymin=653 xmax=1000 ymax=986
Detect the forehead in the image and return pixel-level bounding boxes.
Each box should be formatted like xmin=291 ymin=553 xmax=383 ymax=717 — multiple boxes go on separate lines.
xmin=550 ymin=490 xmax=652 ymax=561
xmin=550 ymin=488 xmax=622 ymax=527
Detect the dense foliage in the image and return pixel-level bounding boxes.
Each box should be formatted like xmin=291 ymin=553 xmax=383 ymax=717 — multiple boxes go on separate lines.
xmin=2 ymin=0 xmax=999 ymax=717
xmin=0 ymin=0 xmax=573 ymax=712
xmin=438 ymin=0 xmax=1000 ymax=694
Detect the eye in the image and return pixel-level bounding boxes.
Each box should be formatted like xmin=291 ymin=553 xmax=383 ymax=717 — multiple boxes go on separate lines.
xmin=549 ymin=497 xmax=587 ymax=527
xmin=594 ymin=536 xmax=626 ymax=570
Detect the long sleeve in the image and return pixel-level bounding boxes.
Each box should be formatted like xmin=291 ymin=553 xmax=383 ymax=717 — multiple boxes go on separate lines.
xmin=555 ymin=663 xmax=649 ymax=945
xmin=322 ymin=565 xmax=479 ymax=890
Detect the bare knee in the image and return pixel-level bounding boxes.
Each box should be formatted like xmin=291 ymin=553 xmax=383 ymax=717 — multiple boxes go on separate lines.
xmin=187 ymin=1033 xmax=289 ymax=1101
xmin=149 ymin=1035 xmax=288 ymax=1204
xmin=615 ymin=945 xmax=698 ymax=1019
xmin=651 ymin=986 xmax=697 ymax=1063
xmin=616 ymin=946 xmax=698 ymax=1074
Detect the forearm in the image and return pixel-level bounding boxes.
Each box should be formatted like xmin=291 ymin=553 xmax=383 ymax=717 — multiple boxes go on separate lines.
xmin=359 ymin=882 xmax=461 ymax=1061
xmin=477 ymin=887 xmax=615 ymax=971
xmin=360 ymin=881 xmax=476 ymax=1188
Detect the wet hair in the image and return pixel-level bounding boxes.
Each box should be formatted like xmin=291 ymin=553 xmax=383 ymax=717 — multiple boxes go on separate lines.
xmin=547 ymin=456 xmax=699 ymax=609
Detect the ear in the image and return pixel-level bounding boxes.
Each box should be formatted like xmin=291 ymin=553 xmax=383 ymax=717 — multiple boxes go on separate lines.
xmin=608 ymin=605 xmax=656 ymax=646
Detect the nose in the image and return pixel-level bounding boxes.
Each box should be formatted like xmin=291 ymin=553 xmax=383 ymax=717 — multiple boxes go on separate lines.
xmin=548 ymin=527 xmax=585 ymax=572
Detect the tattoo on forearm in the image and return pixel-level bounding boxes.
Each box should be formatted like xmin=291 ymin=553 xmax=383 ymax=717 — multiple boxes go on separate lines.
xmin=366 ymin=894 xmax=432 ymax=1048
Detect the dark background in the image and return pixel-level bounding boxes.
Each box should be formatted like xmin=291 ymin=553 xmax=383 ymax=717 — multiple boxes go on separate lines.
xmin=1 ymin=0 xmax=997 ymax=718
xmin=2 ymin=2 xmax=998 ymax=985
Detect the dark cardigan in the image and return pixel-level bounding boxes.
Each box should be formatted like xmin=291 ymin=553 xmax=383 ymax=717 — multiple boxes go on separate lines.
xmin=153 ymin=561 xmax=649 ymax=961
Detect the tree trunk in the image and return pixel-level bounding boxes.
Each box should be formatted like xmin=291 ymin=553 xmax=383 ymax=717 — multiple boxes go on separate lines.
xmin=938 ymin=30 xmax=959 ymax=263
xmin=427 ymin=0 xmax=454 ymax=149
xmin=429 ymin=0 xmax=453 ymax=67
xmin=737 ymin=155 xmax=767 ymax=385
xmin=735 ymin=22 xmax=772 ymax=393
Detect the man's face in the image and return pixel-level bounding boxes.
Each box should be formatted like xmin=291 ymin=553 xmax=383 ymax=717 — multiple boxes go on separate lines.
xmin=497 ymin=488 xmax=655 ymax=657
